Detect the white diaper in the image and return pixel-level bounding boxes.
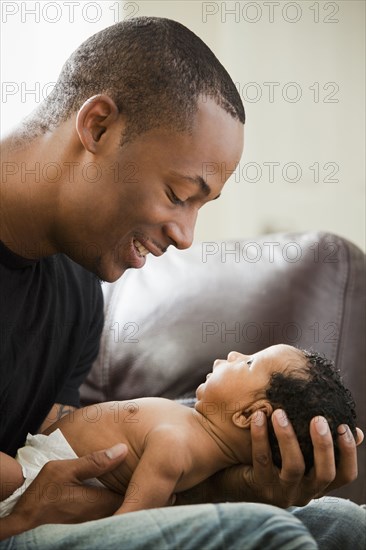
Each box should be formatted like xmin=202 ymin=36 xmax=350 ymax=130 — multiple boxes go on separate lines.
xmin=0 ymin=429 xmax=104 ymax=518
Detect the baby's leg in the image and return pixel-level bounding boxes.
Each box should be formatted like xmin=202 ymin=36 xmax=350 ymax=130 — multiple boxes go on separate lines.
xmin=0 ymin=452 xmax=24 ymax=501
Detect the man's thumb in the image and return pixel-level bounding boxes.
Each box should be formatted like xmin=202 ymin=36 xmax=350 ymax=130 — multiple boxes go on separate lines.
xmin=74 ymin=443 xmax=128 ymax=482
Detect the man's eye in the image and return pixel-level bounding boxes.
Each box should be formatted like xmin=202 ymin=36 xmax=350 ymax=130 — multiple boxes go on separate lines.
xmin=168 ymin=190 xmax=185 ymax=206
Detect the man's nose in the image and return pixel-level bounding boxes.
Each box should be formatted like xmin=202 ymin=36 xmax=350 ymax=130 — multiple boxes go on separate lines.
xmin=163 ymin=211 xmax=197 ymax=250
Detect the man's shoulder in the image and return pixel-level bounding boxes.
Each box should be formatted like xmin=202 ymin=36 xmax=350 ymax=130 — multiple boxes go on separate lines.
xmin=43 ymin=254 xmax=103 ymax=305
xmin=51 ymin=253 xmax=101 ymax=285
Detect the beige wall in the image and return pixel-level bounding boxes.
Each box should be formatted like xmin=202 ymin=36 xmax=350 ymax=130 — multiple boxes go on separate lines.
xmin=1 ymin=2 xmax=115 ymax=130
xmin=1 ymin=1 xmax=364 ymax=250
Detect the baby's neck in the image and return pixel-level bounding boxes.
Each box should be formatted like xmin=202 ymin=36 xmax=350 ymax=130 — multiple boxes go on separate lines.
xmin=190 ymin=409 xmax=252 ymax=467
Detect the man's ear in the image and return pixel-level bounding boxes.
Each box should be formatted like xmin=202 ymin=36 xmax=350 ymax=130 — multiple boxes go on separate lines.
xmin=76 ymin=95 xmax=121 ymax=154
xmin=232 ymin=400 xmax=273 ymax=429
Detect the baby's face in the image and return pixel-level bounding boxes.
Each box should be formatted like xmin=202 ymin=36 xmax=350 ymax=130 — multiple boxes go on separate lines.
xmin=195 ymin=344 xmax=305 ymax=411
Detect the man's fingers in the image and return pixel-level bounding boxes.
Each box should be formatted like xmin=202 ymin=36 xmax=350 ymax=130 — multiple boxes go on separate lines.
xmin=41 ymin=443 xmax=128 ymax=484
xmin=334 ymin=425 xmax=358 ymax=482
xmin=269 ymin=410 xmax=307 ymax=506
xmin=76 ymin=443 xmax=128 ymax=481
xmin=324 ymin=424 xmax=358 ymax=493
xmin=250 ymin=410 xmax=273 ymax=484
xmin=307 ymin=416 xmax=336 ymax=495
xmin=355 ymin=427 xmax=364 ymax=446
xmin=12 ymin=448 xmax=127 ymax=526
xmin=272 ymin=409 xmax=305 ymax=484
xmin=73 ymin=443 xmax=128 ymax=482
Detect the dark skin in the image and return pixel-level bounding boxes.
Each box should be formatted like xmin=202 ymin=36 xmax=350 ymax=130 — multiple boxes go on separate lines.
xmin=0 ymin=96 xmax=363 ymax=537
xmin=0 ymin=446 xmax=127 ymax=540
xmin=1 ymin=96 xmax=242 ymax=282
xmin=0 ymin=411 xmax=361 ymax=541
xmin=177 ymin=411 xmax=362 ymax=508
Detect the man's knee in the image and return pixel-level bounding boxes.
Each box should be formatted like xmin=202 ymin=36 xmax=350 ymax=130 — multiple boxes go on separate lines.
xmin=215 ymin=502 xmax=318 ymax=549
xmin=291 ymin=497 xmax=366 ymax=549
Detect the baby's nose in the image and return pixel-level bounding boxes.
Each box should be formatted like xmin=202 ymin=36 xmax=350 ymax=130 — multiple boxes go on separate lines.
xmin=227 ymin=351 xmax=241 ymax=362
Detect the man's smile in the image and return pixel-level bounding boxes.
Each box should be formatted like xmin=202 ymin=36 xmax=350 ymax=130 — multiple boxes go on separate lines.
xmin=133 ymin=239 xmax=150 ymax=258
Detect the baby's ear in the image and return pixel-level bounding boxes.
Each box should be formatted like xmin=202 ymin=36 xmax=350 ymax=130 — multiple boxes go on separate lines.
xmin=232 ymin=400 xmax=273 ymax=429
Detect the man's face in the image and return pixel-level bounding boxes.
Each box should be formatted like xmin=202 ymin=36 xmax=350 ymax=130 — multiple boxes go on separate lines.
xmin=195 ymin=344 xmax=306 ymax=414
xmin=60 ymin=99 xmax=244 ymax=282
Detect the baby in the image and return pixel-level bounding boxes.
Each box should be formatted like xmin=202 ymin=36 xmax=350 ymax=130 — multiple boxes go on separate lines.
xmin=0 ymin=344 xmax=357 ymax=516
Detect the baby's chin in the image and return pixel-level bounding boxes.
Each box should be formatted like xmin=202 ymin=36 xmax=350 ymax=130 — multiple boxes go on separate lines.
xmin=195 ymin=383 xmax=205 ymax=399
xmin=193 ymin=394 xmax=203 ymax=412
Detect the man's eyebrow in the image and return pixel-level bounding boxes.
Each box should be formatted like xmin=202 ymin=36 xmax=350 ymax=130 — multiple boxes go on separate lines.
xmin=169 ymin=171 xmax=221 ymax=201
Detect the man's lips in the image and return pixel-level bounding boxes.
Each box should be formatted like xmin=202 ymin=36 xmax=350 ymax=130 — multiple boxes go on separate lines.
xmin=133 ymin=239 xmax=150 ymax=258
xmin=133 ymin=237 xmax=165 ymax=257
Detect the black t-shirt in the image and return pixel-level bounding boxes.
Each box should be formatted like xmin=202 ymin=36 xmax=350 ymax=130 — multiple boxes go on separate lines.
xmin=0 ymin=241 xmax=104 ymax=456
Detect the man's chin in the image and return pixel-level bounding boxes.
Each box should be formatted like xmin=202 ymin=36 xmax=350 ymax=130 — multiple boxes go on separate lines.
xmin=74 ymin=254 xmax=128 ymax=283
xmin=94 ymin=262 xmax=128 ymax=283
xmin=97 ymin=242 xmax=148 ymax=281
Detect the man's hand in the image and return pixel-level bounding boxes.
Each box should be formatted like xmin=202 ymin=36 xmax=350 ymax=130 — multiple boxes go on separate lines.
xmin=0 ymin=443 xmax=127 ymax=541
xmin=235 ymin=409 xmax=363 ymax=507
xmin=176 ymin=410 xmax=363 ymax=508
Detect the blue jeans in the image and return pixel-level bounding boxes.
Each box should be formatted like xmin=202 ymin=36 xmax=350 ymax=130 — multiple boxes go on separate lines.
xmin=292 ymin=497 xmax=366 ymax=549
xmin=1 ymin=497 xmax=365 ymax=549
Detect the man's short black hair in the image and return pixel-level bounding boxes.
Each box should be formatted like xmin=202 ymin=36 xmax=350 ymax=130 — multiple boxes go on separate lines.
xmin=29 ymin=17 xmax=245 ymax=144
xmin=266 ymin=350 xmax=357 ymax=474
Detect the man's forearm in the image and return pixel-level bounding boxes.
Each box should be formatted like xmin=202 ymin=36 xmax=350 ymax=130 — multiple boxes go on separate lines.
xmin=39 ymin=403 xmax=76 ymax=433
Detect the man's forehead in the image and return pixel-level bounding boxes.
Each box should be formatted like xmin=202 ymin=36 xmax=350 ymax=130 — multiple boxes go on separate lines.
xmin=189 ymin=100 xmax=244 ymax=185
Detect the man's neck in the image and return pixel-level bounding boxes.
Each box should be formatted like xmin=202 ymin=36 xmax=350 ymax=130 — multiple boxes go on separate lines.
xmin=0 ymin=120 xmax=79 ymax=260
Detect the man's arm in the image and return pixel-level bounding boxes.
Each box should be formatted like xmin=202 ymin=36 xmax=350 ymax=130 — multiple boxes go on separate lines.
xmin=0 ymin=444 xmax=127 ymax=541
xmin=38 ymin=403 xmax=76 ymax=433
xmin=176 ymin=410 xmax=364 ymax=508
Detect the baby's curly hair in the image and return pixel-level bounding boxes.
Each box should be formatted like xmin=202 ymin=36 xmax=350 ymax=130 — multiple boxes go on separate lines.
xmin=266 ymin=351 xmax=357 ymax=474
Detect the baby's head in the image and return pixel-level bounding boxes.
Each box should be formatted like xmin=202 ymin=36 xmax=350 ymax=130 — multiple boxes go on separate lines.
xmin=195 ymin=344 xmax=357 ymax=473
xmin=265 ymin=349 xmax=357 ymax=473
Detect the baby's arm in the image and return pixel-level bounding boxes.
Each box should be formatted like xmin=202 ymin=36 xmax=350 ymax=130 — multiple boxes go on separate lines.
xmin=114 ymin=429 xmax=186 ymax=515
xmin=0 ymin=452 xmax=24 ymax=501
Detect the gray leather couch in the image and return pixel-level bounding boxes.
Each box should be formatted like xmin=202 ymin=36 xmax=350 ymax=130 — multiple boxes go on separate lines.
xmin=80 ymin=231 xmax=366 ymax=504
